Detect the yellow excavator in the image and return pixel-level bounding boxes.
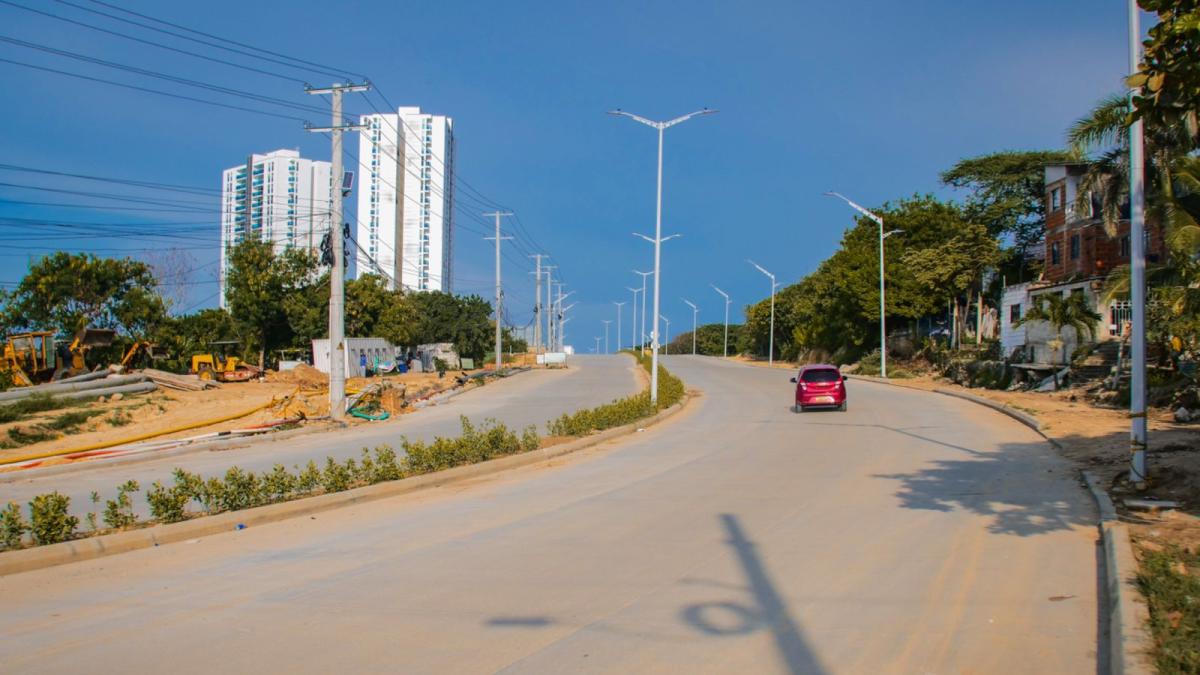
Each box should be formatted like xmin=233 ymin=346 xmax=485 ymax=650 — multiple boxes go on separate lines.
xmin=59 ymin=327 xmax=117 ymax=378
xmin=120 ymin=340 xmax=168 ymax=368
xmin=190 ymin=340 xmax=261 ymax=382
xmin=1 ymin=331 xmax=58 ymax=386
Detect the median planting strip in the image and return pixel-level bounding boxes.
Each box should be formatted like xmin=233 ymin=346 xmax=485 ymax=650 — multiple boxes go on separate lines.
xmin=0 ymin=354 xmax=689 ymax=575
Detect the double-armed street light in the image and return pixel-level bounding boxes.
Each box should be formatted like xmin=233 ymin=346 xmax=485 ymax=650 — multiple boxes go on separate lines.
xmin=632 ymin=270 xmax=653 ymax=354
xmin=611 ymin=107 xmax=717 ymax=404
xmin=613 ymin=301 xmax=626 ymax=352
xmin=625 ymin=287 xmax=641 ymax=351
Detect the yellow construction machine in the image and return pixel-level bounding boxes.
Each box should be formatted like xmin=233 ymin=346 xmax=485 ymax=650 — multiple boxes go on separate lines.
xmin=190 ymin=341 xmax=261 ymax=382
xmin=1 ymin=331 xmax=58 ymax=386
xmin=120 ymin=340 xmax=168 ymax=368
xmin=61 ymin=327 xmax=116 ymax=378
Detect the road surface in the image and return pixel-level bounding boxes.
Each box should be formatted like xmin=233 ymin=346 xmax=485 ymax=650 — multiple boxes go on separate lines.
xmin=0 ymin=355 xmax=640 ymax=518
xmin=0 ymin=356 xmax=1100 ymax=673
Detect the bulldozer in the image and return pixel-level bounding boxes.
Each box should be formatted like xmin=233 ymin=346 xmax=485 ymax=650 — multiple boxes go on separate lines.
xmin=190 ymin=340 xmax=261 ymax=382
xmin=120 ymin=340 xmax=169 ymax=369
xmin=57 ymin=327 xmax=117 ymax=379
xmin=1 ymin=331 xmax=58 ymax=387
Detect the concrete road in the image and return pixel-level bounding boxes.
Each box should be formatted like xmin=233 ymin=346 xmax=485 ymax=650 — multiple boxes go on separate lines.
xmin=0 ymin=356 xmax=1100 ymax=674
xmin=0 ymin=355 xmax=640 ymax=518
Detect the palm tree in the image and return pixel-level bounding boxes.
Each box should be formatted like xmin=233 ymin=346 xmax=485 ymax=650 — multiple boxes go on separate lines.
xmin=1018 ymin=292 xmax=1102 ymax=372
xmin=1067 ymin=93 xmax=1192 ymax=236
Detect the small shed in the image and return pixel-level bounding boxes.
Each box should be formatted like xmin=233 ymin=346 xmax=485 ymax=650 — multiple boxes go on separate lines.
xmin=312 ymin=337 xmax=394 ymax=378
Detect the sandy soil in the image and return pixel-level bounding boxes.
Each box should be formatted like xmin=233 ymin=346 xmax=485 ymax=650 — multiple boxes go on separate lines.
xmin=0 ymin=366 xmax=485 ymax=467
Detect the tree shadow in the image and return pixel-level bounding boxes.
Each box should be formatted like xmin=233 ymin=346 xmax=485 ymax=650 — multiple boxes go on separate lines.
xmin=872 ymin=436 xmax=1096 ymax=536
xmin=679 ymin=513 xmax=828 ymax=675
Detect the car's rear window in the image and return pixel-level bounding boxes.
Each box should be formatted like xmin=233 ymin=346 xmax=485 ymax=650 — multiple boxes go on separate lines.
xmin=801 ymin=369 xmax=840 ymax=383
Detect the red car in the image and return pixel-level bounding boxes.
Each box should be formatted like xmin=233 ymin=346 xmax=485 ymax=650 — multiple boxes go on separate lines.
xmin=791 ymin=365 xmax=847 ymax=412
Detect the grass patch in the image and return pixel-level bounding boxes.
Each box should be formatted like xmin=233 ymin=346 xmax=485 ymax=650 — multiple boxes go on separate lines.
xmin=5 ymin=426 xmax=56 ymax=447
xmin=43 ymin=410 xmax=104 ymax=431
xmin=1138 ymin=545 xmax=1200 ymax=673
xmin=107 ymin=411 xmax=132 ymax=427
xmin=0 ymin=394 xmax=77 ymax=424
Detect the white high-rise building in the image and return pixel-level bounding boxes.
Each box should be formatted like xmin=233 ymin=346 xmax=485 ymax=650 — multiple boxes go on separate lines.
xmin=219 ymin=149 xmax=333 ymax=307
xmin=355 ymin=106 xmax=455 ymax=292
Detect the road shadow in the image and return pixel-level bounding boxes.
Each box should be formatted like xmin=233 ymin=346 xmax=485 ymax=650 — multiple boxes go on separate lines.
xmin=680 ymin=513 xmax=828 ymax=675
xmin=872 ymin=437 xmax=1095 ymax=536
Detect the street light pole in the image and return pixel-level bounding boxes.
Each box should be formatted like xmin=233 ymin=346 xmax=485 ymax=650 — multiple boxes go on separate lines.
xmin=611 ymin=108 xmax=716 ymax=404
xmin=626 ymin=287 xmax=641 ymax=353
xmin=602 ymin=320 xmax=612 ymax=354
xmin=1128 ymin=0 xmax=1148 ymax=485
xmin=711 ymin=285 xmax=731 ymax=358
xmin=660 ymin=315 xmax=671 ymax=355
xmin=682 ymin=299 xmax=698 ymax=355
xmin=826 ymin=191 xmax=890 ymax=378
xmin=748 ymin=260 xmax=776 ymax=367
xmin=633 ymin=270 xmax=653 ymax=355
xmin=613 ymin=301 xmax=626 ymax=352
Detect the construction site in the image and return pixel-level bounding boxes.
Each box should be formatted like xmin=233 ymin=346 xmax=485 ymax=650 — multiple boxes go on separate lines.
xmin=0 ymin=328 xmax=540 ymax=473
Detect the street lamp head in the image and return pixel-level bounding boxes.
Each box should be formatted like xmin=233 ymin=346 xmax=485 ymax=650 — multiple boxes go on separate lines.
xmin=884 ymin=229 xmax=905 ymax=239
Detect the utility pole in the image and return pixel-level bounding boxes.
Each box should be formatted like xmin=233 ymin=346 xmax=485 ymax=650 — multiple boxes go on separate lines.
xmin=749 ymin=260 xmax=777 ymax=367
xmin=602 ymin=320 xmax=612 ymax=354
xmin=633 ymin=270 xmax=653 ymax=354
xmin=611 ymin=108 xmax=716 ymax=405
xmin=530 ymin=255 xmax=548 ymax=353
xmin=712 ymin=285 xmax=731 ymax=358
xmin=613 ymin=301 xmax=626 ymax=352
xmin=682 ymin=299 xmax=698 ymax=355
xmin=305 ymin=81 xmax=370 ymax=421
xmin=484 ymin=211 xmax=514 ymax=372
xmin=1128 ymin=0 xmax=1148 ymax=485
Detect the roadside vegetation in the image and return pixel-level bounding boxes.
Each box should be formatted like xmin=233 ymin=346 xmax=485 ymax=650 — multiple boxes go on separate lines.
xmin=1138 ymin=544 xmax=1200 ymax=673
xmin=0 ymin=353 xmax=685 ymax=552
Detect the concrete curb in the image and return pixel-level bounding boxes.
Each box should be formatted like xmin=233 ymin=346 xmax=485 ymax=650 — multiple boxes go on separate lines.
xmin=0 ymin=392 xmax=690 ymax=577
xmin=0 ymin=368 xmax=535 ymax=484
xmin=845 ymin=374 xmax=1061 ymax=448
xmin=1079 ymin=470 xmax=1153 ymax=675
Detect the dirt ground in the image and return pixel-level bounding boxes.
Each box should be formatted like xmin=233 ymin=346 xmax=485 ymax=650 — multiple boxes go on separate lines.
xmin=0 ymin=365 xmax=487 ymax=469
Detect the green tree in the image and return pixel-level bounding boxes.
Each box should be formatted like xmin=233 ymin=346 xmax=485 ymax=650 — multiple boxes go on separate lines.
xmin=1128 ymin=0 xmax=1200 ymax=138
xmin=941 ymin=150 xmax=1075 ymax=256
xmin=3 ymin=252 xmax=167 ymax=337
xmin=151 ymin=308 xmax=239 ymax=373
xmin=223 ymin=239 xmax=317 ymax=368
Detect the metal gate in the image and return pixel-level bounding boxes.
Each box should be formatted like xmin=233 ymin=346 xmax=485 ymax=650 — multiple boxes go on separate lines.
xmin=1109 ymin=301 xmax=1131 ymax=336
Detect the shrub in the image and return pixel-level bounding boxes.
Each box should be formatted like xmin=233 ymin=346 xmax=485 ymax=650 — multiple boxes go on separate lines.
xmin=296 ymin=460 xmax=322 ymax=494
xmin=145 ymin=480 xmax=191 ymax=523
xmin=521 ymin=425 xmax=540 ymax=452
xmin=199 ymin=476 xmax=228 ymax=513
xmin=370 ymin=446 xmax=402 ymax=483
xmin=321 ymin=457 xmax=353 ymax=493
xmin=1 ymin=501 xmax=27 ymax=549
xmin=28 ymin=492 xmax=78 ymax=545
xmin=220 ymin=467 xmax=264 ymax=511
xmin=263 ymin=464 xmax=297 ymax=502
xmin=547 ymin=352 xmax=685 ymax=437
xmin=103 ymin=480 xmax=140 ymax=529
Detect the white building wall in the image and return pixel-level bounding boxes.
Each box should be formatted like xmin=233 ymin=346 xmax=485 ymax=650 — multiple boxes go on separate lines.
xmin=1000 ymin=282 xmax=1030 ymax=359
xmin=219 ymin=149 xmax=332 ymax=308
xmin=355 ymin=106 xmax=454 ymax=292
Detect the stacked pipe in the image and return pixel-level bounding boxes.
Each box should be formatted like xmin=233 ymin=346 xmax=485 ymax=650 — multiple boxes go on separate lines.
xmin=0 ymin=374 xmax=157 ymax=403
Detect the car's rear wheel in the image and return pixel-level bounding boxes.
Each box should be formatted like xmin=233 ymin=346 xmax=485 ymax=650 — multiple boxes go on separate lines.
xmin=839 ymin=401 xmax=847 ymax=412
xmin=792 ymin=404 xmax=803 ymax=413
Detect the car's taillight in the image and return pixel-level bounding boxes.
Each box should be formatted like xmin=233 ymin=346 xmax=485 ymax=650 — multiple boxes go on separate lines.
xmin=798 ymin=382 xmax=807 ymax=390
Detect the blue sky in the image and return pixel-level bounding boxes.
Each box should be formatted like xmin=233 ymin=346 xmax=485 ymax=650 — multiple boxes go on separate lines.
xmin=0 ymin=0 xmax=1136 ymax=349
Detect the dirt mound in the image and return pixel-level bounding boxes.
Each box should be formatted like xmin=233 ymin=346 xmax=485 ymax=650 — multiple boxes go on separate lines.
xmin=266 ymin=364 xmax=328 ymax=387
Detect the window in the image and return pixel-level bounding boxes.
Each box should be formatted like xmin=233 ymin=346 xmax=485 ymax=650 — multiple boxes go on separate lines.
xmin=801 ymin=368 xmax=841 ymax=383
xmin=1120 ymin=235 xmax=1130 ymax=258
xmin=1070 ymin=234 xmax=1080 ymax=259
xmin=1009 ymin=303 xmax=1021 ymax=324
xmin=1051 ymin=241 xmax=1061 ymax=265
xmin=1050 ymin=187 xmax=1063 ymax=211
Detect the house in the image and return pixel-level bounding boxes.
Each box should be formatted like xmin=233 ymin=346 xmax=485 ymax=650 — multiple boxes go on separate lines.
xmin=1000 ymin=162 xmax=1165 ymax=363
